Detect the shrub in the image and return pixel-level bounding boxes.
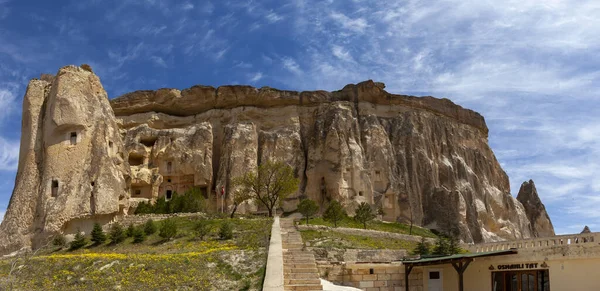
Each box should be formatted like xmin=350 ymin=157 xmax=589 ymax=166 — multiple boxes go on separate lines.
xmin=323 ymin=200 xmax=346 ymax=228
xmin=297 ymin=199 xmax=319 ymax=225
xmin=354 ymin=202 xmax=376 ymax=229
xmin=159 ymin=219 xmax=178 ymax=240
xmin=91 ymin=222 xmax=107 ymax=245
xmin=433 ymin=237 xmax=450 ymax=255
xmin=413 ymin=237 xmax=431 ymax=256
xmin=133 ymin=226 xmax=146 ymax=243
xmin=52 ymin=234 xmax=67 ymax=248
xmin=126 ymin=224 xmax=135 ymax=238
xmin=144 ymin=219 xmax=157 ymax=235
xmin=193 ymin=219 xmax=212 ymax=240
xmin=80 ymin=64 xmax=93 ymax=72
xmin=69 ymin=229 xmax=87 ymax=250
xmin=109 ymin=223 xmax=126 ymax=244
xmin=219 ymin=221 xmax=233 ymax=240
xmin=134 ymin=201 xmax=153 ymax=214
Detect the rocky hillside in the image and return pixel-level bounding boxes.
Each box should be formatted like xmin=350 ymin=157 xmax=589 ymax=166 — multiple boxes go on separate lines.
xmin=0 ymin=65 xmax=554 ymax=254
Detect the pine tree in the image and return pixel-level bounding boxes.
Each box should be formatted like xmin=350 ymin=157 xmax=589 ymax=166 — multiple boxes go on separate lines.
xmin=413 ymin=237 xmax=431 ymax=256
xmin=90 ymin=222 xmax=107 ymax=245
xmin=126 ymin=224 xmax=135 ymax=237
xmin=433 ymin=237 xmax=451 ymax=255
xmin=144 ymin=219 xmax=157 ymax=235
xmin=109 ymin=223 xmax=126 ymax=244
xmin=354 ymin=202 xmax=376 ymax=229
xmin=159 ymin=219 xmax=178 ymax=240
xmin=323 ymin=200 xmax=346 ymax=228
xmin=133 ymin=226 xmax=146 ymax=243
xmin=69 ymin=228 xmax=87 ymax=250
xmin=297 ymin=199 xmax=319 ymax=225
xmin=219 ymin=221 xmax=233 ymax=240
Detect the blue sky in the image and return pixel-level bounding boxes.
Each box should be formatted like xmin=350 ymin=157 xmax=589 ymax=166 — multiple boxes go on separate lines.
xmin=0 ymin=0 xmax=598 ymax=234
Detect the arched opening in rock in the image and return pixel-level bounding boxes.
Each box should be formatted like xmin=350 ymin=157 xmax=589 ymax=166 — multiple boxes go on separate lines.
xmin=139 ymin=136 xmax=158 ymax=148
xmin=166 ymin=190 xmax=173 ymax=200
xmin=128 ymin=153 xmax=144 ymax=166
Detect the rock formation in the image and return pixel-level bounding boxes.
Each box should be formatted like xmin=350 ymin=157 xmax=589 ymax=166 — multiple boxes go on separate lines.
xmin=581 ymin=226 xmax=591 ymax=234
xmin=0 ymin=65 xmax=556 ymax=254
xmin=516 ymin=180 xmax=555 ymax=237
xmin=0 ymin=66 xmax=129 ymax=254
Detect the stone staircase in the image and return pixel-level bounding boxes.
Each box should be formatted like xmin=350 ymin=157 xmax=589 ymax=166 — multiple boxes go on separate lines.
xmin=281 ymin=218 xmax=323 ymax=291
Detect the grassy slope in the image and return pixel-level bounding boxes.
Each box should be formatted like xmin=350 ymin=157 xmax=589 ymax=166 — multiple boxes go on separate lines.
xmin=0 ymin=216 xmax=272 ymax=291
xmin=298 ymin=217 xmax=437 ymax=238
xmin=297 ymin=217 xmax=437 ymax=251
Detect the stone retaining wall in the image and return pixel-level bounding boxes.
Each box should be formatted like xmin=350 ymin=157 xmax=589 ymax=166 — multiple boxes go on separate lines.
xmin=105 ymin=213 xmax=203 ymax=230
xmin=317 ymin=262 xmax=423 ymax=291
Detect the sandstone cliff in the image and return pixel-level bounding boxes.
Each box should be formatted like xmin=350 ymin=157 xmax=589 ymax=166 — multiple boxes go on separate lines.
xmin=0 ymin=66 xmax=129 ymax=254
xmin=111 ymin=80 xmax=550 ymax=243
xmin=516 ymin=180 xmax=555 ymax=237
xmin=0 ymin=66 xmax=555 ymax=253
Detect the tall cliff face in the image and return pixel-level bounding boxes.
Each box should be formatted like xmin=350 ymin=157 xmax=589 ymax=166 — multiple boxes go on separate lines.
xmin=0 ymin=70 xmax=555 ymax=253
xmin=111 ymin=80 xmax=551 ymax=243
xmin=516 ymin=180 xmax=555 ymax=237
xmin=0 ymin=66 xmax=129 ymax=254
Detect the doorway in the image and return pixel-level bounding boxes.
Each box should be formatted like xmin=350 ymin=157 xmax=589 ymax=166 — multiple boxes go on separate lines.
xmin=492 ymin=270 xmax=550 ymax=291
xmin=428 ymin=269 xmax=443 ymax=291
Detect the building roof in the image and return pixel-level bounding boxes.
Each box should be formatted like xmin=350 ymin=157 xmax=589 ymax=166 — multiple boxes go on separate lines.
xmin=402 ymin=249 xmax=518 ymax=267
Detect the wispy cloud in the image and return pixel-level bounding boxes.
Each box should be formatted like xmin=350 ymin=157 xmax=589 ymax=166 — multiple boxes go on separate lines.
xmin=266 ymin=11 xmax=284 ymax=23
xmin=0 ymin=137 xmax=18 ymax=171
xmin=282 ymin=57 xmax=302 ymax=75
xmin=248 ymin=72 xmax=263 ymax=82
xmin=330 ymin=12 xmax=368 ymax=33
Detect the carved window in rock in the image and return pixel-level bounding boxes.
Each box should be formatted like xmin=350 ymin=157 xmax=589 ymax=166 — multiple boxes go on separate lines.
xmin=167 ymin=162 xmax=173 ymax=173
xmin=70 ymin=132 xmax=77 ymax=145
xmin=134 ymin=189 xmax=141 ymax=196
xmin=51 ymin=180 xmax=59 ymax=197
xmin=166 ymin=190 xmax=173 ymax=200
xmin=358 ymin=191 xmax=364 ymax=196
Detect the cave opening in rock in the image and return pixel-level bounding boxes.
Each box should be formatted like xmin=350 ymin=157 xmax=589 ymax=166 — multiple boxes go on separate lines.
xmin=69 ymin=132 xmax=77 ymax=145
xmin=139 ymin=136 xmax=158 ymax=147
xmin=128 ymin=153 xmax=144 ymax=166
xmin=166 ymin=190 xmax=173 ymax=200
xmin=51 ymin=180 xmax=59 ymax=197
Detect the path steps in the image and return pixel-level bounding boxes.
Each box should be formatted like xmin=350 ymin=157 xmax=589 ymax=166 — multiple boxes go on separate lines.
xmin=281 ymin=218 xmax=323 ymax=291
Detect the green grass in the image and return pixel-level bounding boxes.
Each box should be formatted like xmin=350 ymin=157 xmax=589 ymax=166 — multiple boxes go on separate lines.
xmin=298 ymin=217 xmax=437 ymax=238
xmin=300 ymin=229 xmax=418 ymax=250
xmin=0 ymin=216 xmax=272 ymax=291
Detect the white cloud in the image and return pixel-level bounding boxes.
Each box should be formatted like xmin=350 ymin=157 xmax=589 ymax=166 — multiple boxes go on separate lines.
xmin=180 ymin=2 xmax=194 ymax=10
xmin=266 ymin=11 xmax=284 ymax=23
xmin=331 ymin=45 xmax=354 ymax=62
xmin=0 ymin=137 xmax=19 ymax=171
xmin=282 ymin=57 xmax=302 ymax=75
xmin=330 ymin=12 xmax=368 ymax=33
xmin=150 ymin=56 xmax=167 ymax=68
xmin=0 ymin=209 xmax=4 ymax=223
xmin=249 ymin=72 xmax=263 ymax=82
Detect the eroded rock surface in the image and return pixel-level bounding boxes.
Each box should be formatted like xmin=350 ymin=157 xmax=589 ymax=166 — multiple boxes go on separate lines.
xmin=0 ymin=66 xmax=129 ymax=254
xmin=0 ymin=70 xmax=555 ymax=253
xmin=516 ymin=180 xmax=555 ymax=238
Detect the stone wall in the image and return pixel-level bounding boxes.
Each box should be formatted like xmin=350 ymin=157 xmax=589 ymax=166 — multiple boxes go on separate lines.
xmin=106 ymin=212 xmax=202 ymax=229
xmin=298 ymin=224 xmax=436 ymax=244
xmin=317 ymin=262 xmax=423 ymax=291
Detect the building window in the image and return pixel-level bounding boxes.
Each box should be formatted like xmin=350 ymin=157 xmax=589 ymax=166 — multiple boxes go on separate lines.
xmin=369 ymin=268 xmax=374 ymax=275
xmin=166 ymin=190 xmax=173 ymax=200
xmin=167 ymin=179 xmax=172 ymax=183
xmin=51 ymin=180 xmax=59 ymax=197
xmin=359 ymin=191 xmax=364 ymax=196
xmin=134 ymin=189 xmax=141 ymax=196
xmin=70 ymin=132 xmax=77 ymax=145
xmin=167 ymin=162 xmax=172 ymax=173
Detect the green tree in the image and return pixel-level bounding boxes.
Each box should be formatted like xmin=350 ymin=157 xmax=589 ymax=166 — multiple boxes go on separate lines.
xmin=90 ymin=222 xmax=107 ymax=245
xmin=323 ymin=200 xmax=346 ymax=228
xmin=433 ymin=237 xmax=451 ymax=255
xmin=109 ymin=223 xmax=126 ymax=244
xmin=134 ymin=201 xmax=152 ymax=214
xmin=193 ymin=219 xmax=213 ymax=240
xmin=354 ymin=202 xmax=376 ymax=229
xmin=133 ymin=226 xmax=146 ymax=243
xmin=219 ymin=221 xmax=233 ymax=240
xmin=69 ymin=229 xmax=87 ymax=250
xmin=413 ymin=237 xmax=431 ymax=256
xmin=144 ymin=219 xmax=157 ymax=235
xmin=126 ymin=224 xmax=135 ymax=238
xmin=230 ymin=190 xmax=252 ymax=218
xmin=159 ymin=219 xmax=178 ymax=240
xmin=297 ymin=199 xmax=319 ymax=225
xmin=52 ymin=234 xmax=67 ymax=248
xmin=232 ymin=160 xmax=299 ymax=217
xmin=448 ymin=235 xmax=461 ymax=254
